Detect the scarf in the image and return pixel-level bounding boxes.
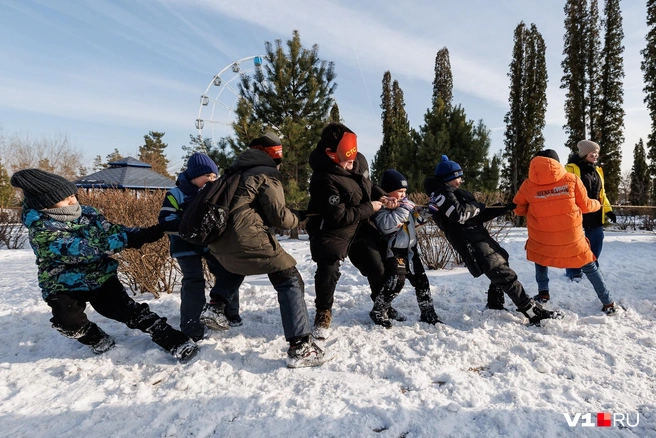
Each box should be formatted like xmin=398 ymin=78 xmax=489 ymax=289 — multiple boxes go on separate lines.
xmin=42 ymin=203 xmax=82 ymax=222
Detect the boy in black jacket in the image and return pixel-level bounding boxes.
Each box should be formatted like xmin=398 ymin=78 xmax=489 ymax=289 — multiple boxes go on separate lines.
xmin=424 ymin=155 xmax=562 ymax=325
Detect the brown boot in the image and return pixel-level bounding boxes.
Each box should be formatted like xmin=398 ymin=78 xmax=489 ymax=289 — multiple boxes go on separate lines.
xmin=313 ymin=309 xmax=332 ymax=340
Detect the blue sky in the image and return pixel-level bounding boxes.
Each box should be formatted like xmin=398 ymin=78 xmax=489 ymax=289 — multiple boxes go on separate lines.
xmin=0 ymin=0 xmax=650 ymax=174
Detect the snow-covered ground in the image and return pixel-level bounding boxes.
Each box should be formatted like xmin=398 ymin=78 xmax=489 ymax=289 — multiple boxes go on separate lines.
xmin=1 ymin=228 xmax=655 ymax=437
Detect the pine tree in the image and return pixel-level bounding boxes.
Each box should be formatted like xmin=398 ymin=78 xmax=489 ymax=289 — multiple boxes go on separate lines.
xmin=236 ymin=30 xmax=336 ymax=200
xmin=432 ymin=47 xmax=453 ymax=109
xmin=502 ymin=22 xmax=548 ymax=197
xmin=561 ymin=0 xmax=588 ymax=153
xmin=629 ymin=138 xmax=650 ymax=205
xmin=597 ymin=0 xmax=625 ymax=203
xmin=0 ymin=160 xmax=15 ymax=208
xmin=329 ymin=102 xmax=341 ymax=123
xmin=479 ymin=152 xmax=502 ymax=192
xmin=641 ymin=0 xmax=656 ymax=205
xmin=139 ymin=131 xmax=171 ymax=178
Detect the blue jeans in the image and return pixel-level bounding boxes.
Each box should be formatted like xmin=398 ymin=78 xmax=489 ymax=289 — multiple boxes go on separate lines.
xmin=177 ymin=253 xmax=239 ymax=338
xmin=581 ymin=262 xmax=613 ymax=306
xmin=210 ymin=265 xmax=311 ymax=342
xmin=566 ymin=226 xmax=604 ymax=279
xmin=535 ymin=263 xmax=549 ymax=292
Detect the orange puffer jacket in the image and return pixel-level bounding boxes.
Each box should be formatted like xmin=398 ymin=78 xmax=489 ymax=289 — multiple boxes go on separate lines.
xmin=513 ymin=156 xmax=601 ymax=269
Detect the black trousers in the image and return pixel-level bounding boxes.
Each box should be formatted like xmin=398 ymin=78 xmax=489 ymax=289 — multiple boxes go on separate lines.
xmin=314 ymin=231 xmax=386 ymax=311
xmin=484 ymin=263 xmax=531 ymax=310
xmin=45 ymin=275 xmax=185 ymax=351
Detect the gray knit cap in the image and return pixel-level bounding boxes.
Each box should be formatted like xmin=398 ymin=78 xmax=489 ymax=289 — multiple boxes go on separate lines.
xmin=577 ymin=140 xmax=600 ymax=158
xmin=10 ymin=168 xmax=78 ymax=210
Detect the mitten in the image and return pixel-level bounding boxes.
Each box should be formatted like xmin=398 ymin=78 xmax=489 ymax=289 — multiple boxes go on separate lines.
xmin=415 ymin=206 xmax=434 ymax=222
xmin=606 ymin=211 xmax=616 ymax=223
xmin=427 ymin=196 xmax=440 ymax=213
xmin=289 ymin=209 xmax=308 ymax=222
xmin=126 ymin=224 xmax=164 ymax=249
xmin=399 ymin=198 xmax=415 ymax=212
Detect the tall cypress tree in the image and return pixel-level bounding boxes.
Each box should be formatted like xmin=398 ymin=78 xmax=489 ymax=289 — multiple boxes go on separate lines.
xmin=432 ymin=47 xmax=453 ymax=109
xmin=629 ymin=138 xmax=650 ymax=205
xmin=329 ymin=102 xmax=341 ymax=123
xmin=641 ymin=0 xmax=656 ymax=205
xmin=597 ymin=0 xmax=625 ymax=203
xmin=372 ymin=73 xmax=413 ymax=186
xmin=561 ymin=0 xmax=588 ymax=153
xmin=502 ymin=22 xmax=548 ymax=197
xmin=235 ymin=30 xmax=336 ymax=197
xmin=586 ymin=0 xmax=603 ymax=143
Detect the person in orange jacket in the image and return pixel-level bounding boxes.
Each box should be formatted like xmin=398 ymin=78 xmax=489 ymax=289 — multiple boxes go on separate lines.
xmin=513 ymin=149 xmax=617 ymax=315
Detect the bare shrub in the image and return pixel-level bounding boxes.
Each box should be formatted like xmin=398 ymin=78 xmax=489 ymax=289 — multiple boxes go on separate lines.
xmin=78 ymin=189 xmax=179 ymax=297
xmin=0 ymin=208 xmax=28 ymax=249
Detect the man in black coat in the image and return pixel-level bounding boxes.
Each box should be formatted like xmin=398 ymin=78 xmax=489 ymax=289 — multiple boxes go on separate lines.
xmin=306 ymin=123 xmax=396 ymax=339
xmin=424 ymin=155 xmax=562 ymax=325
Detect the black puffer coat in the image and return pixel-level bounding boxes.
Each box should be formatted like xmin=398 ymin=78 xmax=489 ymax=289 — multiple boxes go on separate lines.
xmin=306 ymin=149 xmax=386 ymax=263
xmin=424 ymin=175 xmax=509 ymax=277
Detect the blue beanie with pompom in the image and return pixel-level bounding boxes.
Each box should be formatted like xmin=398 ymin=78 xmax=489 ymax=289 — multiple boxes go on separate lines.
xmin=434 ymin=155 xmax=463 ymax=182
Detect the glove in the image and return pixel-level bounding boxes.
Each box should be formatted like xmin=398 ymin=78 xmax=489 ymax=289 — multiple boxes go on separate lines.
xmin=126 ymin=224 xmax=164 ymax=249
xmin=606 ymin=211 xmax=616 ymax=223
xmin=415 ymin=206 xmax=433 ymax=222
xmin=290 ymin=209 xmax=308 ymax=222
xmin=505 ymin=202 xmax=517 ymax=212
xmin=427 ymin=196 xmax=440 ymax=213
xmin=399 ymin=198 xmax=415 ymax=212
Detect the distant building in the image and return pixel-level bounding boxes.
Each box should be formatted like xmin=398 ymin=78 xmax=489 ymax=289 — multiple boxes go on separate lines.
xmin=74 ymin=157 xmax=175 ymax=190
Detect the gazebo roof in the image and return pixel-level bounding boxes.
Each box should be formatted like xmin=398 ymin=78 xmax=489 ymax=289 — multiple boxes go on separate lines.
xmin=74 ymin=157 xmax=175 ymax=189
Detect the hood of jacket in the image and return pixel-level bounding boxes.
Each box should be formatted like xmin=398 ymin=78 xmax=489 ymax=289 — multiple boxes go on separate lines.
xmin=528 ymin=156 xmax=568 ymax=186
xmin=229 ymin=148 xmax=278 ymax=173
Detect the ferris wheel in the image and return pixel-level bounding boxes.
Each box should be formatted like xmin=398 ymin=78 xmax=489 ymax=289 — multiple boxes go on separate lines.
xmin=195 ymin=55 xmax=266 ymax=146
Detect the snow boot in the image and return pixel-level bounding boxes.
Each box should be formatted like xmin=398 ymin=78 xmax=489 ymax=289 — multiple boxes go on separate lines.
xmin=313 ymin=309 xmax=332 ymax=340
xmin=602 ymin=302 xmax=618 ymax=316
xmin=388 ymin=307 xmax=407 ymax=322
xmin=486 ymin=285 xmax=506 ymax=310
xmin=286 ymin=335 xmax=329 ymax=368
xmin=200 ymin=301 xmax=230 ymax=331
xmin=90 ymin=328 xmax=116 ymax=354
xmin=369 ymin=294 xmax=393 ymax=328
xmin=533 ymin=291 xmax=550 ymax=304
xmin=171 ymin=339 xmax=200 ymax=363
xmin=520 ymin=301 xmax=564 ymax=326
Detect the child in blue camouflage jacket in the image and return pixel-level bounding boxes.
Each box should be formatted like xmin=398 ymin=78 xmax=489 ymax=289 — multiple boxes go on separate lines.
xmin=10 ymin=168 xmax=199 ymax=362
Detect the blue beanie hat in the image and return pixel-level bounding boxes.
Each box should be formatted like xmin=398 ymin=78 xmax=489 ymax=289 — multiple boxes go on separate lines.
xmin=434 ymin=155 xmax=463 ymax=182
xmin=186 ymin=153 xmax=218 ymax=180
xmin=380 ymin=169 xmax=408 ymax=193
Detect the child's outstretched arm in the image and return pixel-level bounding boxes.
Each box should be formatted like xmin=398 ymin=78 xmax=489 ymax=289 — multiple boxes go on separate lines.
xmin=429 ymin=190 xmax=484 ymax=225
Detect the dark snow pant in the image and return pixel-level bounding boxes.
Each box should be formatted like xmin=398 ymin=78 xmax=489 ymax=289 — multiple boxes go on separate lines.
xmin=484 ymin=263 xmax=531 ymax=311
xmin=313 ymin=235 xmax=386 ymax=311
xmin=377 ymin=250 xmax=434 ymax=310
xmin=45 ymin=275 xmax=188 ymax=352
xmin=209 ymin=264 xmax=311 ymax=342
xmin=177 ymin=253 xmax=240 ymax=339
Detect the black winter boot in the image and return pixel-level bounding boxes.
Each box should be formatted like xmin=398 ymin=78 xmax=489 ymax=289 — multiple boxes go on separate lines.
xmin=147 ymin=318 xmax=198 ymax=361
xmin=369 ymin=294 xmax=392 ymax=328
xmin=520 ymin=301 xmax=564 ymax=326
xmin=486 ymin=285 xmax=507 ymax=310
xmin=417 ymin=292 xmax=442 ymax=325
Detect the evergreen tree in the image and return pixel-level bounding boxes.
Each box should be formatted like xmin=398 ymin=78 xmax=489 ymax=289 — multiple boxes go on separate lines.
xmin=597 ymin=0 xmax=625 ymax=203
xmin=329 ymin=102 xmax=341 ymax=123
xmin=139 ymin=131 xmax=171 ymax=178
xmin=586 ymin=0 xmax=603 ymax=143
xmin=561 ymin=0 xmax=588 ymax=153
xmin=0 ymin=160 xmax=14 ymax=207
xmin=106 ymin=149 xmax=123 ymax=164
xmin=502 ymin=22 xmax=548 ymax=197
xmin=236 ymin=30 xmax=336 ymax=200
xmin=641 ymin=0 xmax=656 ymax=205
xmin=432 ymin=47 xmax=453 ymax=109
xmin=629 ymin=138 xmax=650 ymax=205
xmin=479 ymin=152 xmax=502 ymax=193
xmin=372 ymin=73 xmax=412 ymax=185
xmin=92 ymin=155 xmax=104 ymax=171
